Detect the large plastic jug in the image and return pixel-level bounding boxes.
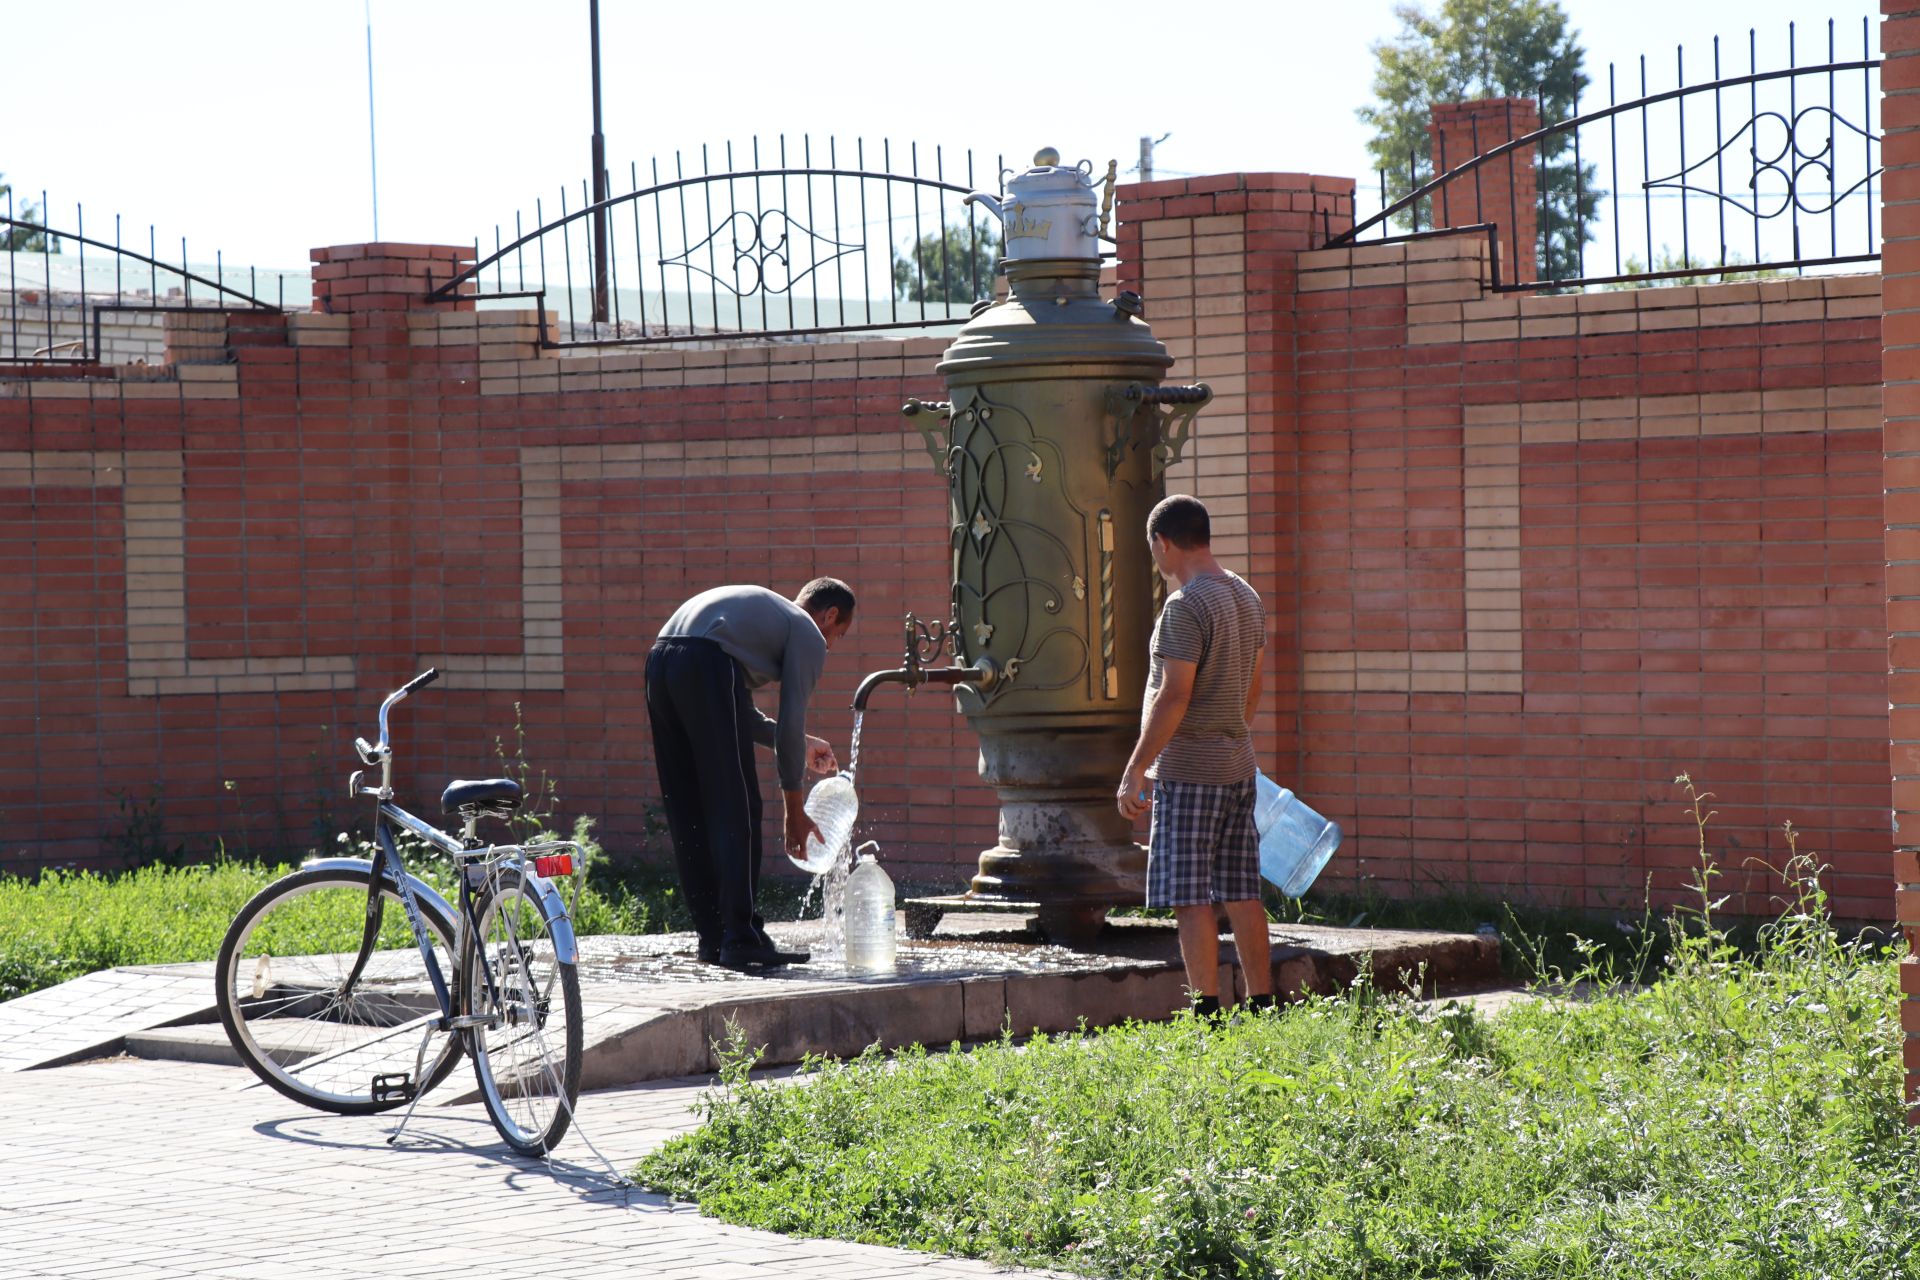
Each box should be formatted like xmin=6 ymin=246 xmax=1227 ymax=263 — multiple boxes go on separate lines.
xmin=794 ymin=771 xmax=857 ymax=873
xmin=1253 ymin=771 xmax=1341 ymax=898
xmin=843 ymin=844 xmax=897 ymax=973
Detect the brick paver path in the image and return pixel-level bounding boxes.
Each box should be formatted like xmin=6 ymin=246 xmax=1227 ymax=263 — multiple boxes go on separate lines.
xmin=1 ymin=1055 xmax=1051 ymax=1279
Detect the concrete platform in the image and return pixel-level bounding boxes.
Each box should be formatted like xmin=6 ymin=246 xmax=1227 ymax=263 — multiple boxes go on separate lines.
xmin=6 ymin=913 xmax=1501 ymax=1090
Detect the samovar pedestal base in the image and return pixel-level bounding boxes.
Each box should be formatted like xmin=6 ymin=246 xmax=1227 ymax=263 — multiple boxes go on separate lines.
xmin=900 ymin=894 xmax=1113 ymax=948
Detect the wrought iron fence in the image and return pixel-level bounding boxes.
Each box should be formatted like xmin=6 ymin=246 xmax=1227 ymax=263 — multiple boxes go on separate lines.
xmin=1329 ymin=19 xmax=1881 ymax=291
xmin=429 ymin=136 xmax=1005 ymax=346
xmin=1 ymin=192 xmax=291 ymax=365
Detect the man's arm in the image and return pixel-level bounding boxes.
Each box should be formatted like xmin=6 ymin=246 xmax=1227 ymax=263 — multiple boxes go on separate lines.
xmin=1118 ymin=657 xmax=1196 ymax=820
xmin=747 ymin=708 xmax=779 ymax=750
xmin=773 ymin=625 xmax=828 ymax=854
xmin=1244 ymin=650 xmax=1264 ymax=730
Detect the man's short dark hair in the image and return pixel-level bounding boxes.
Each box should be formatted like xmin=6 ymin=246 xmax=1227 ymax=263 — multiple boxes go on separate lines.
xmin=796 ymin=577 xmax=856 ymax=620
xmin=1147 ymin=495 xmax=1211 ymax=550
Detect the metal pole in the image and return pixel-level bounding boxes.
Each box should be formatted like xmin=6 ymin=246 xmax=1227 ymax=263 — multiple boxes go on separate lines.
xmin=365 ymin=0 xmax=379 ymax=240
xmin=589 ymin=0 xmax=610 ymax=323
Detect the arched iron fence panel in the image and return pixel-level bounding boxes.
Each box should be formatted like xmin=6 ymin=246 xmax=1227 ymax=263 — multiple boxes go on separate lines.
xmin=433 ymin=137 xmax=1005 ymax=346
xmin=1330 ymin=20 xmax=1881 ymax=292
xmin=2 ymin=196 xmax=284 ymax=365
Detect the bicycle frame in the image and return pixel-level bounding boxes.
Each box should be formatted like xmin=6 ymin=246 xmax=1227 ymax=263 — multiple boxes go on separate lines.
xmin=330 ymin=669 xmax=583 ymax=1039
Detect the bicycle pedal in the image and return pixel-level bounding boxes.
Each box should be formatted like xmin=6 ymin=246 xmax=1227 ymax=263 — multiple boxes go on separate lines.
xmin=372 ymin=1072 xmax=416 ymax=1104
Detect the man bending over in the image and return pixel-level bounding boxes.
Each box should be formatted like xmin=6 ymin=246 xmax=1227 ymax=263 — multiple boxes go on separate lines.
xmin=646 ymin=578 xmax=853 ymax=970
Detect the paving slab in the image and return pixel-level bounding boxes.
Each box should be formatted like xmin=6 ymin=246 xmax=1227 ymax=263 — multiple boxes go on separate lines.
xmin=0 ymin=1055 xmax=1067 ymax=1278
xmin=0 ymin=964 xmax=217 ymax=1071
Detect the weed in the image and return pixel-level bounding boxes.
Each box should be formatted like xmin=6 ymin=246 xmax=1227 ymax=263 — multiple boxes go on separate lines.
xmin=104 ymin=787 xmax=189 ymax=869
xmin=634 ymin=778 xmax=1920 ymax=1277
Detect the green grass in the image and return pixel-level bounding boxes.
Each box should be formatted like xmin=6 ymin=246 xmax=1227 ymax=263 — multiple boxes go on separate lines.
xmin=636 ymin=854 xmax=1920 ymax=1278
xmin=0 ymin=816 xmax=817 ymax=1001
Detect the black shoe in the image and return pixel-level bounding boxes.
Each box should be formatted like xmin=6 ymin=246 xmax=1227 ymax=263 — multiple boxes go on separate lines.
xmin=716 ymin=941 xmax=811 ymax=970
xmin=1245 ymin=993 xmax=1279 ymax=1013
xmin=695 ymin=940 xmax=721 ymax=965
xmin=1189 ymin=994 xmax=1223 ymax=1018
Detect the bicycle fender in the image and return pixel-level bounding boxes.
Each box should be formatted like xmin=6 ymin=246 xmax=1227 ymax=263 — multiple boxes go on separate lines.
xmin=298 ymin=856 xmax=458 ymax=930
xmin=526 ymin=874 xmax=580 ymax=964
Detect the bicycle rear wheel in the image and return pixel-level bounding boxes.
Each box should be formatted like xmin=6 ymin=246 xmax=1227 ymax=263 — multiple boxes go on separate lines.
xmin=463 ymin=867 xmax=583 ymax=1156
xmin=215 ymin=865 xmax=463 ymax=1114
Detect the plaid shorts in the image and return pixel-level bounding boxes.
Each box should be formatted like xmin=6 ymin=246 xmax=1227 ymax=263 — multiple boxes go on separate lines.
xmin=1145 ymin=776 xmax=1261 ymax=908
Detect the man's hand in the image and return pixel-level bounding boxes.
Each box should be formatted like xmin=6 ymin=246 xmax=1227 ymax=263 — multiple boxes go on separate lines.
xmin=806 ymin=735 xmax=839 ymax=775
xmin=1117 ymin=763 xmax=1153 ymax=822
xmin=782 ymin=790 xmax=822 ymax=857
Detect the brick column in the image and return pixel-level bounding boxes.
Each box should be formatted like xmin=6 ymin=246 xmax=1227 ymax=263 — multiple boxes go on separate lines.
xmin=1427 ymin=97 xmax=1541 ymax=286
xmin=307 ymin=242 xmax=476 ymax=695
xmin=1116 ymin=173 xmax=1355 ymax=789
xmin=1882 ymin=3 xmax=1920 ymax=1122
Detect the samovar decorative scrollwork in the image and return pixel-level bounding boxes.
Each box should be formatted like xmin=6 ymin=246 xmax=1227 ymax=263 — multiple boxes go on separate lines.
xmin=944 ymin=384 xmax=1091 ymax=704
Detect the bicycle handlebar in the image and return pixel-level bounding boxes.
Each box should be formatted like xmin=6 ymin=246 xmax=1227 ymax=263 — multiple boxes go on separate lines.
xmin=371 ymin=668 xmax=439 ymax=757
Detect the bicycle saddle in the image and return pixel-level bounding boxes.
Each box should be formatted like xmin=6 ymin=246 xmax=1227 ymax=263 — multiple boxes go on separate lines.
xmin=441 ymin=777 xmax=523 ymax=816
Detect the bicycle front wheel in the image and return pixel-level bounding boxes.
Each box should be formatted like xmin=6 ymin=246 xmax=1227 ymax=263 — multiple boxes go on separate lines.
xmin=463 ymin=868 xmax=583 ymax=1156
xmin=215 ymin=866 xmax=463 ymax=1114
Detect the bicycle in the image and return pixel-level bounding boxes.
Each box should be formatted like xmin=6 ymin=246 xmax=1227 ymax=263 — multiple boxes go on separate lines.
xmin=214 ymin=669 xmax=586 ymax=1156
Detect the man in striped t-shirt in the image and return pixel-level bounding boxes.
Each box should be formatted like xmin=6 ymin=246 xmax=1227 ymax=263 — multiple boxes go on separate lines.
xmin=1117 ymin=495 xmax=1274 ymax=1016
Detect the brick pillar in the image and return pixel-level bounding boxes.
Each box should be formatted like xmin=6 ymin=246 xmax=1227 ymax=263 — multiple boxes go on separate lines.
xmin=1882 ymin=3 xmax=1920 ymax=1123
xmin=1116 ymin=172 xmax=1356 ymax=793
xmin=309 ymin=243 xmax=475 ymax=314
xmin=306 ymin=242 xmax=475 ymax=694
xmin=1427 ymin=97 xmax=1540 ymax=286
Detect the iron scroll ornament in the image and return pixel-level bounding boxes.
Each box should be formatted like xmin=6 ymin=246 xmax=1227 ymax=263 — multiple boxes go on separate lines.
xmin=1644 ymin=104 xmax=1880 ymax=222
xmin=903 ymin=389 xmax=1093 ymax=706
xmin=659 ymin=208 xmax=863 ymax=298
xmin=1105 ymin=382 xmax=1212 ymax=479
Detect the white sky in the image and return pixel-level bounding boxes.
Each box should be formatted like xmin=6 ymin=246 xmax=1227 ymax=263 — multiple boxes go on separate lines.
xmin=0 ymin=1 xmax=1877 ymax=271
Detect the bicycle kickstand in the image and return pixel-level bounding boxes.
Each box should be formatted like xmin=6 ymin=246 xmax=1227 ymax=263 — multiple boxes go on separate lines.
xmin=384 ymin=1024 xmax=440 ymax=1148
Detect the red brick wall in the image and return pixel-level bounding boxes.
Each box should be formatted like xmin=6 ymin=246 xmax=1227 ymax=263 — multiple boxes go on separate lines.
xmin=1120 ymin=178 xmax=1887 ymax=923
xmin=0 ymin=256 xmax=993 ymax=883
xmin=0 ymin=204 xmax=1900 ymax=926
xmin=1295 ymin=252 xmax=1883 ymax=920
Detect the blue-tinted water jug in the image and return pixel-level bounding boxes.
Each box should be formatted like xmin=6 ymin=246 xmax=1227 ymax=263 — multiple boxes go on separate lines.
xmin=1253 ymin=771 xmax=1340 ymax=898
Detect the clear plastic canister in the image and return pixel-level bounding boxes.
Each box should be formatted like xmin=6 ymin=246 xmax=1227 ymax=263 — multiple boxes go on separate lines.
xmin=1253 ymin=771 xmax=1341 ymax=899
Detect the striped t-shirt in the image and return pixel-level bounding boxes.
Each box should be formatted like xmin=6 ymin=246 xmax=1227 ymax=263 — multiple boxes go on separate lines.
xmin=1145 ymin=570 xmax=1265 ymax=784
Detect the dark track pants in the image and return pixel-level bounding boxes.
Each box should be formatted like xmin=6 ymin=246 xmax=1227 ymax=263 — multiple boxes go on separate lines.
xmin=645 ymin=637 xmax=766 ymax=951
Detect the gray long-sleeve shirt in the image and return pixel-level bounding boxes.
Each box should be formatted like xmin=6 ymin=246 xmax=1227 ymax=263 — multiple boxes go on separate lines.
xmin=658 ymin=585 xmax=827 ymax=791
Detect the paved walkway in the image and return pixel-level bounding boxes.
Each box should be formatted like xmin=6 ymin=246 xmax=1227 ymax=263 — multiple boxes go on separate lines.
xmin=1 ymin=1054 xmax=1050 ymax=1279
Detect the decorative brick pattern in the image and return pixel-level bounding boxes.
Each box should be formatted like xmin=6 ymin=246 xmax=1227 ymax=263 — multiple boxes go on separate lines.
xmin=426 ymin=431 xmax=929 ymax=690
xmin=0 ymin=450 xmax=353 ymax=696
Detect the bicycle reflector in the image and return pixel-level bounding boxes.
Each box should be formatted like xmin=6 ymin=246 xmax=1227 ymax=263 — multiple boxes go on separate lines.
xmin=532 ymin=853 xmax=574 ymax=878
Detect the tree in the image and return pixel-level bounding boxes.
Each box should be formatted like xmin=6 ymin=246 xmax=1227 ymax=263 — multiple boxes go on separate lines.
xmin=892 ymin=222 xmax=1000 ymax=303
xmin=0 ymin=175 xmax=59 ymax=254
xmin=1358 ymin=0 xmax=1598 ymax=281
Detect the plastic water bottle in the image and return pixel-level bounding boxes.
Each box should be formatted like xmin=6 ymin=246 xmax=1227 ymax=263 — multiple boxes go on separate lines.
xmin=795 ymin=772 xmax=858 ymax=874
xmin=1253 ymin=771 xmax=1341 ymax=898
xmin=843 ymin=843 xmax=897 ymax=973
